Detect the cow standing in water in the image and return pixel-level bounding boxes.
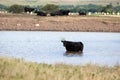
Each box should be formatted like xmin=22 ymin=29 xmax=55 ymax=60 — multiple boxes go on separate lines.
xmin=61 ymin=40 xmax=84 ymax=54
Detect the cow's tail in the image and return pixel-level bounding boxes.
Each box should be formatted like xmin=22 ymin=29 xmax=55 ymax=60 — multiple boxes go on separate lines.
xmin=80 ymin=42 xmax=84 ymax=52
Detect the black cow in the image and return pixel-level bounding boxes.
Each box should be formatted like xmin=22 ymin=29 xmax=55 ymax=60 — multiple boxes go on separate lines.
xmin=50 ymin=10 xmax=70 ymax=16
xmin=61 ymin=40 xmax=84 ymax=53
xmin=59 ymin=10 xmax=70 ymax=16
xmin=79 ymin=12 xmax=87 ymax=15
xmin=50 ymin=12 xmax=56 ymax=16
xmin=34 ymin=10 xmax=47 ymax=16
xmin=24 ymin=7 xmax=35 ymax=13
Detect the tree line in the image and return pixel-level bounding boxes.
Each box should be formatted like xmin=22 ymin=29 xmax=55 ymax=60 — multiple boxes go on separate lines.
xmin=0 ymin=3 xmax=120 ymax=14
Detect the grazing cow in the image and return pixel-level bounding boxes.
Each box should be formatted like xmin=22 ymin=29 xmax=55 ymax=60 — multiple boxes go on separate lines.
xmin=50 ymin=12 xmax=56 ymax=16
xmin=34 ymin=10 xmax=47 ymax=16
xmin=50 ymin=10 xmax=70 ymax=16
xmin=59 ymin=10 xmax=70 ymax=16
xmin=79 ymin=12 xmax=87 ymax=16
xmin=24 ymin=7 xmax=35 ymax=13
xmin=61 ymin=40 xmax=84 ymax=53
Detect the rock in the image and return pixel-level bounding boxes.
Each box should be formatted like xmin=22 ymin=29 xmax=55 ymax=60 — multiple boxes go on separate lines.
xmin=35 ymin=24 xmax=40 ymax=27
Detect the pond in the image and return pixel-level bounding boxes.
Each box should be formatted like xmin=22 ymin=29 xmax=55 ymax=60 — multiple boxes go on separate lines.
xmin=0 ymin=31 xmax=120 ymax=66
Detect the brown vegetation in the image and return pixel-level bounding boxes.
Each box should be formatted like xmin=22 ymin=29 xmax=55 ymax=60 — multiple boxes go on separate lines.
xmin=0 ymin=13 xmax=120 ymax=32
xmin=0 ymin=57 xmax=120 ymax=80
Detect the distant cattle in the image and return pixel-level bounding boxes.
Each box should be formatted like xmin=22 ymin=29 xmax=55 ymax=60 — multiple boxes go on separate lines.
xmin=79 ymin=12 xmax=87 ymax=15
xmin=24 ymin=7 xmax=35 ymax=13
xmin=50 ymin=10 xmax=70 ymax=16
xmin=34 ymin=11 xmax=47 ymax=16
xmin=61 ymin=40 xmax=84 ymax=53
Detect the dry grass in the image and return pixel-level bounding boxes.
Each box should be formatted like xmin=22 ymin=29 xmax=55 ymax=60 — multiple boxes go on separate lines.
xmin=0 ymin=57 xmax=120 ymax=80
xmin=0 ymin=13 xmax=120 ymax=32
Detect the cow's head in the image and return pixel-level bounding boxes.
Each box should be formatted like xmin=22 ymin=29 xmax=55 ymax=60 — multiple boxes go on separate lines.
xmin=61 ymin=39 xmax=68 ymax=47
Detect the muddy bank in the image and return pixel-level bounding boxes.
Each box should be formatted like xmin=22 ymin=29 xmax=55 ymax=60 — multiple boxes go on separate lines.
xmin=0 ymin=14 xmax=120 ymax=32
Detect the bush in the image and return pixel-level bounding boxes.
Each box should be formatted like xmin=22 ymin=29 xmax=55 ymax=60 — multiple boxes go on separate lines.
xmin=102 ymin=4 xmax=114 ymax=13
xmin=9 ymin=4 xmax=24 ymax=13
xmin=42 ymin=4 xmax=59 ymax=13
xmin=114 ymin=6 xmax=120 ymax=12
xmin=0 ymin=4 xmax=8 ymax=10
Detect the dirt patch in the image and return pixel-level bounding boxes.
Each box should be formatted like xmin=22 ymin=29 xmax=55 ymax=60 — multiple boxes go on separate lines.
xmin=0 ymin=13 xmax=120 ymax=32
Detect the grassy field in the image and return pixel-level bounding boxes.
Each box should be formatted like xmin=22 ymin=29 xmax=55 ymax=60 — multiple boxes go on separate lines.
xmin=0 ymin=57 xmax=120 ymax=80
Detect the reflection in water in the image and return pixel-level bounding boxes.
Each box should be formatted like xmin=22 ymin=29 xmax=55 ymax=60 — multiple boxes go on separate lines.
xmin=63 ymin=51 xmax=83 ymax=57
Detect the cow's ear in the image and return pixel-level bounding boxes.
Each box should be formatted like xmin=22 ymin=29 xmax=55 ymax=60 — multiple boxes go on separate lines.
xmin=61 ymin=40 xmax=64 ymax=42
xmin=61 ymin=38 xmax=66 ymax=42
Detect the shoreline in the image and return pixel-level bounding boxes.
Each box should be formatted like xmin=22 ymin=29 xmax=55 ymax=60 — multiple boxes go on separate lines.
xmin=0 ymin=13 xmax=120 ymax=32
xmin=0 ymin=30 xmax=120 ymax=33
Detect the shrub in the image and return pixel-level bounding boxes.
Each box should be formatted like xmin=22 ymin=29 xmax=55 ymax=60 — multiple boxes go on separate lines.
xmin=102 ymin=4 xmax=114 ymax=13
xmin=9 ymin=4 xmax=24 ymax=13
xmin=0 ymin=4 xmax=8 ymax=10
xmin=42 ymin=4 xmax=59 ymax=13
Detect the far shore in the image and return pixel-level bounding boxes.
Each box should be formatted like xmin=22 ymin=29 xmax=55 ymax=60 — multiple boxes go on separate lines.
xmin=0 ymin=13 xmax=120 ymax=32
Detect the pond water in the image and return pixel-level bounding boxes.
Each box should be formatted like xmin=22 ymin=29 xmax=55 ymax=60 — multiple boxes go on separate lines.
xmin=0 ymin=31 xmax=120 ymax=66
